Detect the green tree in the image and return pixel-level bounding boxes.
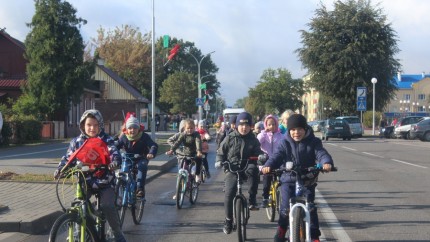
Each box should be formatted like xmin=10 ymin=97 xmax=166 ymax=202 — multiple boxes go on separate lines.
xmin=296 ymin=0 xmax=400 ymax=114
xmin=246 ymin=68 xmax=304 ymax=116
xmin=21 ymin=0 xmax=90 ymax=120
xmin=159 ymin=72 xmax=198 ymax=116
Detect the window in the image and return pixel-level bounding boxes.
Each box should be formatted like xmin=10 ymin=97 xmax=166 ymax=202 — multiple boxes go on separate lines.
xmin=404 ymin=94 xmax=411 ymax=100
xmin=418 ymin=94 xmax=426 ymax=100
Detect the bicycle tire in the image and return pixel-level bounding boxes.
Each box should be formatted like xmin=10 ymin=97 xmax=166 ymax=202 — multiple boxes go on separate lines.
xmin=291 ymin=206 xmax=306 ymax=242
xmin=235 ymin=198 xmax=246 ymax=242
xmin=201 ymin=167 xmax=206 ymax=183
xmin=115 ymin=180 xmax=127 ymax=227
xmin=176 ymin=175 xmax=185 ymax=209
xmin=266 ymin=192 xmax=276 ymax=222
xmin=132 ymin=196 xmax=145 ymax=224
xmin=189 ymin=177 xmax=199 ymax=204
xmin=49 ymin=212 xmax=97 ymax=242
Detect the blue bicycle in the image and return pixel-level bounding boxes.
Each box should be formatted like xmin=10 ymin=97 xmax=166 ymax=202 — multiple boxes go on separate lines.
xmin=114 ymin=153 xmax=145 ymax=226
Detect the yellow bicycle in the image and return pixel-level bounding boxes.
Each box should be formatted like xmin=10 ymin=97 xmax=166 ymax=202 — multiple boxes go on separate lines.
xmin=265 ymin=169 xmax=283 ymax=222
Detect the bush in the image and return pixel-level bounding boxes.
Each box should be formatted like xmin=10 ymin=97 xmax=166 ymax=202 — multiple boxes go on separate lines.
xmin=363 ymin=111 xmax=382 ymax=128
xmin=0 ymin=122 xmax=12 ymax=146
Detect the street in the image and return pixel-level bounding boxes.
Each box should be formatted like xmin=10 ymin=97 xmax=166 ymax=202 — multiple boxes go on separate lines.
xmin=4 ymin=137 xmax=430 ymax=241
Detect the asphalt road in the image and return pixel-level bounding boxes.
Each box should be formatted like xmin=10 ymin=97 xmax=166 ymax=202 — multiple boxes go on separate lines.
xmin=6 ymin=136 xmax=430 ymax=241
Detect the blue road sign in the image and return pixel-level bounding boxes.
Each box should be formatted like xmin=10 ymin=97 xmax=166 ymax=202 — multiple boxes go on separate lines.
xmin=196 ymin=98 xmax=204 ymax=106
xmin=357 ymin=87 xmax=367 ymax=111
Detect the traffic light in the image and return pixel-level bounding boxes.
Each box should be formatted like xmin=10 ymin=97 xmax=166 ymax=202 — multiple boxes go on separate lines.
xmin=168 ymin=44 xmax=180 ymax=60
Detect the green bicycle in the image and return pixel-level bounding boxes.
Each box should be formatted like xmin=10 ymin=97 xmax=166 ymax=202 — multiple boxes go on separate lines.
xmin=49 ymin=162 xmax=115 ymax=242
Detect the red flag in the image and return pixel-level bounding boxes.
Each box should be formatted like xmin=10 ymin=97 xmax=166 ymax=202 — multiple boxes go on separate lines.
xmin=168 ymin=44 xmax=181 ymax=60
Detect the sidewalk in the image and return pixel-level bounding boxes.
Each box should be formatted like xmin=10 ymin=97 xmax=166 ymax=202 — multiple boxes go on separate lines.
xmin=0 ymin=152 xmax=177 ymax=236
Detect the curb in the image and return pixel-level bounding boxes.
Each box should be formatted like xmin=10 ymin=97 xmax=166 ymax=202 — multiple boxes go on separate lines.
xmin=0 ymin=157 xmax=177 ymax=234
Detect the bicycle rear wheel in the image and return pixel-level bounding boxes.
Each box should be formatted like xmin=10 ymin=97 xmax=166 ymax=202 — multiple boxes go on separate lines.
xmin=49 ymin=212 xmax=97 ymax=242
xmin=291 ymin=206 xmax=306 ymax=242
xmin=189 ymin=177 xmax=199 ymax=204
xmin=235 ymin=198 xmax=246 ymax=242
xmin=131 ymin=196 xmax=145 ymax=224
xmin=266 ymin=190 xmax=276 ymax=222
xmin=176 ymin=175 xmax=185 ymax=209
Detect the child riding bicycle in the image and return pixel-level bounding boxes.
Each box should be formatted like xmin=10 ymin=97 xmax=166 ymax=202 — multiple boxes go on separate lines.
xmin=215 ymin=112 xmax=265 ymax=235
xmin=261 ymin=114 xmax=333 ymax=242
xmin=197 ymin=120 xmax=212 ymax=178
xmin=116 ymin=114 xmax=158 ymax=198
xmin=54 ymin=109 xmax=126 ymax=242
xmin=166 ymin=119 xmax=203 ymax=182
xmin=257 ymin=114 xmax=284 ymax=208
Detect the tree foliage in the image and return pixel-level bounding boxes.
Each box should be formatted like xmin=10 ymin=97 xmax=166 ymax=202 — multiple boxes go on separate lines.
xmin=22 ymin=0 xmax=90 ymax=120
xmin=159 ymin=72 xmax=198 ymax=116
xmin=296 ymin=0 xmax=401 ymax=114
xmin=92 ymin=25 xmax=152 ymax=97
xmin=246 ymin=68 xmax=304 ymax=117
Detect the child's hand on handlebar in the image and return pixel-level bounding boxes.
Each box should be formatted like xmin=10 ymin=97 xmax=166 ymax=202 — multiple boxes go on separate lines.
xmin=166 ymin=150 xmax=173 ymax=156
xmin=322 ymin=163 xmax=332 ymax=172
xmin=146 ymin=154 xmax=154 ymax=160
xmin=261 ymin=166 xmax=271 ymax=174
xmin=197 ymin=151 xmax=202 ymax=158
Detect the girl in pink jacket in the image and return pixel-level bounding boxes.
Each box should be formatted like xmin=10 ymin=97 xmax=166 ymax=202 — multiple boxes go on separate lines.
xmin=257 ymin=114 xmax=284 ymax=207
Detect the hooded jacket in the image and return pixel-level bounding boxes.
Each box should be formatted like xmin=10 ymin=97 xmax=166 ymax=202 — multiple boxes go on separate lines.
xmin=264 ymin=127 xmax=333 ymax=184
xmin=217 ymin=129 xmax=263 ymax=166
xmin=257 ymin=115 xmax=284 ymax=159
xmin=57 ymin=109 xmax=120 ymax=189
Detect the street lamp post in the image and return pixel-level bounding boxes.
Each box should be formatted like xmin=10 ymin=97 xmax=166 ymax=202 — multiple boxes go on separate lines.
xmin=371 ymin=77 xmax=378 ymax=135
xmin=188 ymin=50 xmax=215 ymax=121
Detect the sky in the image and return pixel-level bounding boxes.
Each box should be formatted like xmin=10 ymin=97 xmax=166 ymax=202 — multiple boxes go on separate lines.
xmin=1 ymin=0 xmax=430 ymax=106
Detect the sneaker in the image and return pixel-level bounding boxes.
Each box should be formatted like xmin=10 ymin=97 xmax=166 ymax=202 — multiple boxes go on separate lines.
xmin=172 ymin=195 xmax=177 ymax=200
xmin=206 ymin=172 xmax=211 ymax=179
xmin=274 ymin=226 xmax=287 ymax=242
xmin=195 ymin=175 xmax=202 ymax=183
xmin=223 ymin=218 xmax=233 ymax=234
xmin=136 ymin=189 xmax=145 ymax=197
xmin=249 ymin=197 xmax=260 ymax=211
xmin=312 ymin=239 xmax=320 ymax=242
xmin=261 ymin=199 xmax=269 ymax=208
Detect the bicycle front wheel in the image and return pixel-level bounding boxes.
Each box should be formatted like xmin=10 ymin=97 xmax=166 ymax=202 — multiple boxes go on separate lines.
xmin=115 ymin=180 xmax=127 ymax=227
xmin=132 ymin=196 xmax=145 ymax=224
xmin=235 ymin=198 xmax=246 ymax=242
xmin=189 ymin=177 xmax=199 ymax=204
xmin=176 ymin=175 xmax=185 ymax=209
xmin=49 ymin=212 xmax=97 ymax=242
xmin=291 ymin=206 xmax=306 ymax=242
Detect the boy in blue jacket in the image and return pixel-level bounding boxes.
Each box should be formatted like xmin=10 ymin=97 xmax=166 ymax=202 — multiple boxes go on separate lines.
xmin=261 ymin=114 xmax=333 ymax=242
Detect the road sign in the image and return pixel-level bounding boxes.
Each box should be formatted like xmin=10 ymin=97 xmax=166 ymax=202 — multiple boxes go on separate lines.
xmin=357 ymin=87 xmax=367 ymax=111
xmin=196 ymin=98 xmax=204 ymax=106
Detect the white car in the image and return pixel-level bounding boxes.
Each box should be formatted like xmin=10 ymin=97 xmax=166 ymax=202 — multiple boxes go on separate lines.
xmin=394 ymin=116 xmax=430 ymax=139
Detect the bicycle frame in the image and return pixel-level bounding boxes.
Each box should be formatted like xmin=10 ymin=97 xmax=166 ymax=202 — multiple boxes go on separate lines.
xmin=118 ymin=153 xmax=138 ymax=206
xmin=177 ymin=156 xmax=197 ymax=194
xmin=289 ymin=195 xmax=312 ymax=242
xmin=232 ymin=171 xmax=249 ymax=226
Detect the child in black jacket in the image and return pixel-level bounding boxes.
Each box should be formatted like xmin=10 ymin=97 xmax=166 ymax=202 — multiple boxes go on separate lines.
xmin=215 ymin=112 xmax=265 ymax=235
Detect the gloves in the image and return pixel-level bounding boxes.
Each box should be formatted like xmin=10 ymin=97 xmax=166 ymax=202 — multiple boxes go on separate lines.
xmin=108 ymin=162 xmax=117 ymax=170
xmin=257 ymin=154 xmax=268 ymax=165
xmin=215 ymin=161 xmax=222 ymax=169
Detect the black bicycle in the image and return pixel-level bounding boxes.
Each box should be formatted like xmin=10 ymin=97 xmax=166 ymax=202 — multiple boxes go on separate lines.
xmin=222 ymin=157 xmax=258 ymax=242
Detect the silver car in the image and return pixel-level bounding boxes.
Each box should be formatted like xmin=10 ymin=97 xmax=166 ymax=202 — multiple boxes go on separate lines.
xmin=336 ymin=116 xmax=363 ymax=138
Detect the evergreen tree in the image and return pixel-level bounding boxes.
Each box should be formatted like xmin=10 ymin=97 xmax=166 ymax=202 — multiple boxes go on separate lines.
xmin=296 ymin=0 xmax=400 ymax=114
xmin=22 ymin=0 xmax=90 ymax=120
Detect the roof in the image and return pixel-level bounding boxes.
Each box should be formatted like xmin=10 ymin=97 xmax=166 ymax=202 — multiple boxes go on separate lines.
xmin=0 ymin=29 xmax=25 ymax=50
xmin=97 ymin=64 xmax=149 ymax=103
xmin=393 ymin=74 xmax=430 ymax=89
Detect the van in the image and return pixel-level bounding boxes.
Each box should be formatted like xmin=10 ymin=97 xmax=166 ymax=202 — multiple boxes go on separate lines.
xmin=336 ymin=116 xmax=363 ymax=137
xmin=222 ymin=108 xmax=245 ymax=120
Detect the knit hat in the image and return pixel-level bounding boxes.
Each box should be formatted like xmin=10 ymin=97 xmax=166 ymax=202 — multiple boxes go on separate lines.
xmin=126 ymin=115 xmax=139 ymax=129
xmin=236 ymin=112 xmax=253 ymax=126
xmin=229 ymin=115 xmax=237 ymax=125
xmin=287 ymin=114 xmax=307 ymax=130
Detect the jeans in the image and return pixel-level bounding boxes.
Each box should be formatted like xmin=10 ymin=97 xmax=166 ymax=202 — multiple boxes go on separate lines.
xmin=136 ymin=159 xmax=149 ymax=191
xmin=262 ymin=174 xmax=273 ymax=199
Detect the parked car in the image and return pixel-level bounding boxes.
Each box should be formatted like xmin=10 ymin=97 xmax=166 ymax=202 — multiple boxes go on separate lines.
xmin=410 ymin=118 xmax=430 ymax=141
xmin=394 ymin=116 xmax=430 ymax=139
xmin=320 ymin=119 xmax=352 ymax=141
xmin=336 ymin=116 xmax=363 ymax=137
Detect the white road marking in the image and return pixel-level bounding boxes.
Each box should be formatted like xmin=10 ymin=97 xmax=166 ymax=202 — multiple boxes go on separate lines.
xmin=316 ymin=189 xmax=353 ymax=242
xmin=391 ymin=159 xmax=428 ymax=169
xmin=361 ymin=152 xmax=384 ymax=158
xmin=341 ymin=146 xmax=356 ymax=151
xmin=0 ymin=148 xmax=65 ymax=159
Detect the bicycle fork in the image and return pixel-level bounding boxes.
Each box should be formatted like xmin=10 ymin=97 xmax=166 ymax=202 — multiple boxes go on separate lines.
xmin=177 ymin=168 xmax=188 ymax=195
xmin=289 ymin=202 xmax=311 ymax=242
